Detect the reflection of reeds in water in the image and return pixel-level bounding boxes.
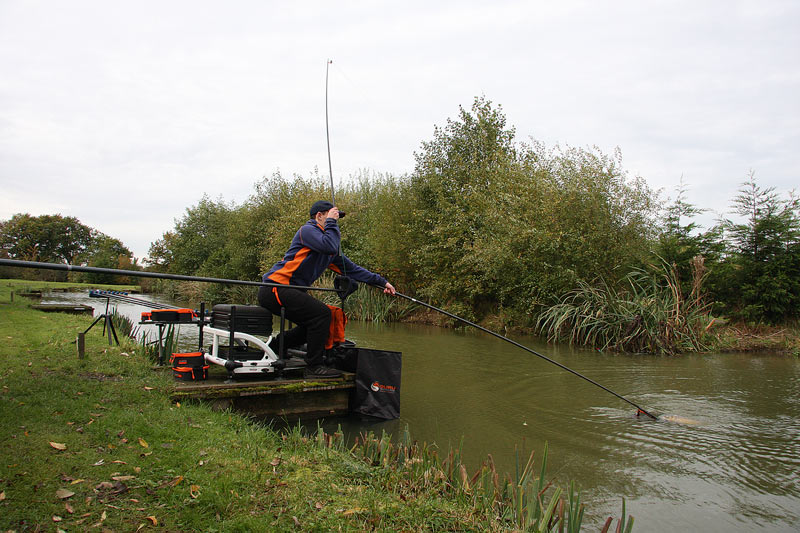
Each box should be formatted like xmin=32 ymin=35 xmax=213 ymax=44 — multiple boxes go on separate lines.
xmin=538 ymin=257 xmax=713 ymax=354
xmin=293 ymin=424 xmax=631 ymax=532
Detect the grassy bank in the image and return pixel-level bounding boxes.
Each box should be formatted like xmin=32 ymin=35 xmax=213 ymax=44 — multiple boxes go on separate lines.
xmin=0 ymin=281 xmax=634 ymax=532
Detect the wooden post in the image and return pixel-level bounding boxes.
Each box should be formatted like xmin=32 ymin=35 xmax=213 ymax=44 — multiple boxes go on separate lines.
xmin=10 ymin=291 xmax=13 ymax=302
xmin=77 ymin=332 xmax=85 ymax=360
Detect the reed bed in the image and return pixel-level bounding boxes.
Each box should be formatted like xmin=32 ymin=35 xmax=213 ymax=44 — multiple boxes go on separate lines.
xmin=538 ymin=257 xmax=713 ymax=354
xmin=296 ymin=425 xmax=633 ymax=532
xmin=316 ymin=275 xmax=416 ymax=322
xmin=108 ymin=307 xmax=179 ymax=364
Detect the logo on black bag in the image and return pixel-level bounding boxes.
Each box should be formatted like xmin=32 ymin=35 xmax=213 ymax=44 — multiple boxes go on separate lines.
xmin=370 ymin=381 xmax=396 ymax=393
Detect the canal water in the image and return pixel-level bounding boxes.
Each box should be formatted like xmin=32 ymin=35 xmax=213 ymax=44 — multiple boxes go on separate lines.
xmin=47 ymin=292 xmax=800 ymax=531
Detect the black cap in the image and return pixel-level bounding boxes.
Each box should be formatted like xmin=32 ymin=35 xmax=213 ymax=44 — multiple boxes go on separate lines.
xmin=309 ymin=200 xmax=345 ymax=218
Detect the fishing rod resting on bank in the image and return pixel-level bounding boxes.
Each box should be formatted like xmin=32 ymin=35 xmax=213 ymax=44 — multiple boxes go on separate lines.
xmin=371 ymin=284 xmax=660 ymax=420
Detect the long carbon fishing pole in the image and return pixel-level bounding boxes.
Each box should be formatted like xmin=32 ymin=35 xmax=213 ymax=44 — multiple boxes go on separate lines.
xmin=325 ymin=59 xmax=336 ymax=207
xmin=325 ymin=58 xmax=347 ymax=280
xmin=376 ymin=285 xmax=659 ymax=420
xmin=0 ymin=259 xmax=339 ymax=293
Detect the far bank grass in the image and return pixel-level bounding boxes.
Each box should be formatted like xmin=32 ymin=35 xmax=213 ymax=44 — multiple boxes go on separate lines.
xmin=4 ymin=278 xmax=141 ymax=295
xmin=0 ymin=281 xmax=626 ymax=532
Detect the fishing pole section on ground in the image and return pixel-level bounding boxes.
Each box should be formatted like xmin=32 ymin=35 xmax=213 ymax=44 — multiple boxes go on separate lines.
xmin=369 ymin=283 xmax=660 ymax=420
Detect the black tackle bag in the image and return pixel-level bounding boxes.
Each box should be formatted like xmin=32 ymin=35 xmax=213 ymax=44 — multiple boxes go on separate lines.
xmin=352 ymin=348 xmax=401 ymax=420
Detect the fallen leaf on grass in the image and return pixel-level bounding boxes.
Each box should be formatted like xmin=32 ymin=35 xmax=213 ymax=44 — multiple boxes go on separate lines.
xmin=143 ymin=386 xmax=154 ymax=391
xmin=270 ymin=457 xmax=281 ymax=466
xmin=190 ymin=484 xmax=200 ymax=499
xmin=65 ymin=502 xmax=74 ymax=514
xmin=341 ymin=508 xmax=367 ymax=516
xmin=146 ymin=515 xmax=158 ymax=525
xmin=93 ymin=459 xmax=105 ymax=466
xmin=292 ymin=516 xmax=301 ymax=526
xmin=49 ymin=442 xmax=67 ymax=451
xmin=55 ymin=488 xmax=75 ymax=499
xmin=0 ymin=491 xmax=5 ymax=501
xmin=112 ymin=475 xmax=136 ymax=481
xmin=138 ymin=438 xmax=149 ymax=448
xmin=315 ymin=501 xmax=323 ymax=510
xmin=52 ymin=515 xmax=62 ymax=522
xmin=70 ymin=479 xmax=85 ymax=484
xmin=101 ymin=510 xmax=107 ymax=521
xmin=112 ymin=460 xmax=127 ymax=464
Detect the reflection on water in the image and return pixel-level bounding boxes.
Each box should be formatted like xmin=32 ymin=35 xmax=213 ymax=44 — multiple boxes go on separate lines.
xmin=45 ymin=291 xmax=800 ymax=532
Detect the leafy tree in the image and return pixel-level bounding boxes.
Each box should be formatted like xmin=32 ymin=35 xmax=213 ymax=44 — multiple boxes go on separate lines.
xmin=160 ymin=195 xmax=234 ymax=276
xmin=83 ymin=234 xmax=134 ymax=284
xmin=0 ymin=213 xmax=94 ymax=264
xmin=408 ymin=96 xmax=520 ymax=317
xmin=145 ymin=231 xmax=176 ymax=273
xmin=406 ymin=97 xmax=657 ymax=323
xmin=0 ymin=213 xmax=135 ymax=282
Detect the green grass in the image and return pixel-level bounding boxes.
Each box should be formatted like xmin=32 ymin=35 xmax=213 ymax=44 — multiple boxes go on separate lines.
xmin=3 ymin=278 xmax=141 ymax=294
xmin=0 ymin=280 xmax=633 ymax=531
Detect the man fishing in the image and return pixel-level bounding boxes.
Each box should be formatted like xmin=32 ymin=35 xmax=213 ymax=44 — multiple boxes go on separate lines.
xmin=258 ymin=200 xmax=396 ymax=378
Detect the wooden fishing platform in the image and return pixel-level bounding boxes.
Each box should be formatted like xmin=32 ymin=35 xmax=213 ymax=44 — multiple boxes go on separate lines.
xmin=31 ymin=303 xmax=94 ymax=315
xmin=170 ymin=366 xmax=356 ymax=420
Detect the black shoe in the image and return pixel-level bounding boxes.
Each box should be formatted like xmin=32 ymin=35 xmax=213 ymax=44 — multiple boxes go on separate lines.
xmin=303 ymin=365 xmax=342 ymax=379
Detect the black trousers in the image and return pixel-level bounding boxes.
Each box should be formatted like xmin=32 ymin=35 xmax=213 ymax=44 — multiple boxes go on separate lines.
xmin=257 ymin=285 xmax=331 ymax=367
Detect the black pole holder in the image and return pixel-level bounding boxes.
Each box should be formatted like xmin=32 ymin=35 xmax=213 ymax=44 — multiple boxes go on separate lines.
xmin=83 ymin=297 xmax=119 ymax=346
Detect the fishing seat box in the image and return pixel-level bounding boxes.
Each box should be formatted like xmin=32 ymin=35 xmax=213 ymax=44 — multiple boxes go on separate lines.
xmin=211 ymin=304 xmax=271 ymax=335
xmin=171 ymin=352 xmax=208 ymax=381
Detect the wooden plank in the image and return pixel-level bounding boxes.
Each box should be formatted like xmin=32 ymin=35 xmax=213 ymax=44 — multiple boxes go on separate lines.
xmin=32 ymin=304 xmax=94 ymax=315
xmin=169 ymin=370 xmax=355 ymax=419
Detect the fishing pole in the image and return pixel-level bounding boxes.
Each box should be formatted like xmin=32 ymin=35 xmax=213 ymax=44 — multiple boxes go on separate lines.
xmin=325 ymin=58 xmax=336 ymax=207
xmin=325 ymin=58 xmax=350 ymax=293
xmin=0 ymin=259 xmax=340 ymax=293
xmin=374 ymin=285 xmax=659 ymax=420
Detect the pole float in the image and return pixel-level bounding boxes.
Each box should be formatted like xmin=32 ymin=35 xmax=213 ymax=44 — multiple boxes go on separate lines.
xmin=379 ymin=286 xmax=660 ymax=420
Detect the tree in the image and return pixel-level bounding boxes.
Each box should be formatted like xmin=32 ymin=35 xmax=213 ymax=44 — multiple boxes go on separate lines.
xmin=717 ymin=176 xmax=800 ymax=322
xmin=408 ymin=96 xmax=520 ymax=316
xmin=0 ymin=213 xmax=94 ymax=264
xmin=406 ymin=97 xmax=657 ymax=322
xmin=164 ymin=195 xmax=234 ymax=276
xmin=84 ymin=234 xmax=134 ymax=284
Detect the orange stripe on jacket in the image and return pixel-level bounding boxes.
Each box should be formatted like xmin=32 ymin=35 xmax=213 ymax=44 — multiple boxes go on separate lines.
xmin=268 ymin=247 xmax=311 ymax=285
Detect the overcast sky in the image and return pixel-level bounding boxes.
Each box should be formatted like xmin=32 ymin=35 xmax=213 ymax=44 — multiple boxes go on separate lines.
xmin=1 ymin=0 xmax=798 ymax=260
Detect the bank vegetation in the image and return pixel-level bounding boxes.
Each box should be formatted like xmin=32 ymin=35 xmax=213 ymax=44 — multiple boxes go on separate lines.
xmin=2 ymin=96 xmax=798 ymax=354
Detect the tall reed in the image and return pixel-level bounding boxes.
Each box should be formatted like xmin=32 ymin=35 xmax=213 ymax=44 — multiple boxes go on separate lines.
xmin=109 ymin=307 xmax=179 ymax=363
xmin=538 ymin=257 xmax=714 ymax=354
xmin=316 ymin=275 xmax=415 ymax=322
xmin=290 ymin=424 xmax=633 ymax=532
